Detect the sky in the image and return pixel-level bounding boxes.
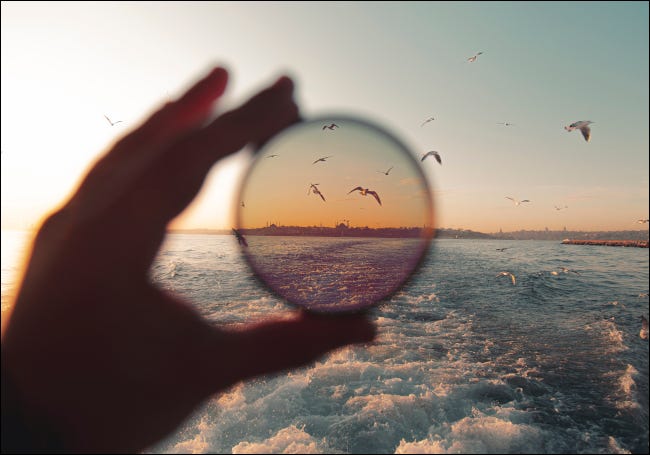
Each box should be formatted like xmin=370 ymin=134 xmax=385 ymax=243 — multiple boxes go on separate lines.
xmin=1 ymin=1 xmax=648 ymax=233
xmin=238 ymin=117 xmax=433 ymax=229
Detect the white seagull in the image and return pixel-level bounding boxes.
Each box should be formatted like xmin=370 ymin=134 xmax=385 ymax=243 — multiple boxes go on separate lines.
xmin=637 ymin=219 xmax=649 ymax=224
xmin=421 ymin=151 xmax=442 ymax=165
xmin=466 ymin=52 xmax=483 ymax=63
xmin=505 ymin=197 xmax=530 ymax=206
xmin=348 ymin=186 xmax=382 ymax=206
xmin=641 ymin=316 xmax=648 ymax=340
xmin=308 ymin=183 xmax=326 ymax=202
xmin=496 ymin=271 xmax=516 ymax=285
xmin=564 ymin=120 xmax=593 ymax=142
xmin=313 ymin=156 xmax=333 ymax=164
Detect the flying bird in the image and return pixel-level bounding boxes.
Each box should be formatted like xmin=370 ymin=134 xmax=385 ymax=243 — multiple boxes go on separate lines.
xmin=505 ymin=197 xmax=530 ymax=206
xmin=104 ymin=115 xmax=123 ymax=126
xmin=564 ymin=120 xmax=593 ymax=142
xmin=497 ymin=122 xmax=515 ymax=126
xmin=308 ymin=183 xmax=326 ymax=202
xmin=232 ymin=228 xmax=248 ymax=247
xmin=266 ymin=154 xmax=279 ymax=158
xmin=558 ymin=267 xmax=580 ymax=275
xmin=496 ymin=271 xmax=516 ymax=285
xmin=378 ymin=166 xmax=394 ymax=176
xmin=241 ymin=201 xmax=245 ymax=208
xmin=348 ymin=186 xmax=382 ymax=206
xmin=421 ymin=117 xmax=435 ymax=127
xmin=555 ymin=205 xmax=568 ymax=211
xmin=313 ymin=156 xmax=333 ymax=164
xmin=495 ymin=247 xmax=510 ymax=252
xmin=641 ymin=315 xmax=648 ymax=340
xmin=322 ymin=123 xmax=339 ymax=130
xmin=637 ymin=219 xmax=649 ymax=224
xmin=421 ymin=151 xmax=442 ymax=165
xmin=466 ymin=52 xmax=483 ymax=63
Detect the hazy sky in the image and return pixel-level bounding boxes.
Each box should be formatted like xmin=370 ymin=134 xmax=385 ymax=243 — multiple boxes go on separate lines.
xmin=2 ymin=1 xmax=648 ymax=232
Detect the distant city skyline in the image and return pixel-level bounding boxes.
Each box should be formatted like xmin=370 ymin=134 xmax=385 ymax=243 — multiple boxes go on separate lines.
xmin=2 ymin=2 xmax=648 ymax=232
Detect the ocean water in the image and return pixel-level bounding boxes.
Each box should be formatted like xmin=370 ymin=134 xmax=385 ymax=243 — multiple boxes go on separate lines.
xmin=2 ymin=231 xmax=648 ymax=454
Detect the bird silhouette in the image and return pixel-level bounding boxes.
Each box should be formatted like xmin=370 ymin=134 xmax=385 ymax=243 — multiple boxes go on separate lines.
xmin=322 ymin=123 xmax=339 ymax=130
xmin=308 ymin=183 xmax=326 ymax=202
xmin=497 ymin=122 xmax=515 ymax=126
xmin=421 ymin=151 xmax=442 ymax=165
xmin=348 ymin=186 xmax=382 ymax=206
xmin=104 ymin=115 xmax=123 ymax=126
xmin=378 ymin=166 xmax=394 ymax=175
xmin=421 ymin=117 xmax=435 ymax=127
xmin=505 ymin=197 xmax=530 ymax=206
xmin=313 ymin=156 xmax=333 ymax=164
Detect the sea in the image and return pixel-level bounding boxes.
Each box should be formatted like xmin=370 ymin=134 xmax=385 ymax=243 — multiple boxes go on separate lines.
xmin=1 ymin=231 xmax=648 ymax=454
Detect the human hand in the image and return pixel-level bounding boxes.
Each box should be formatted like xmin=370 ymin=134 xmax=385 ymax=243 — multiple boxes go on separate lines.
xmin=1 ymin=67 xmax=376 ymax=453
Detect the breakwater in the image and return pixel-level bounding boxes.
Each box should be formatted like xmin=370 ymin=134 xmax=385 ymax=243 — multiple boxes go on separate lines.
xmin=561 ymin=239 xmax=649 ymax=248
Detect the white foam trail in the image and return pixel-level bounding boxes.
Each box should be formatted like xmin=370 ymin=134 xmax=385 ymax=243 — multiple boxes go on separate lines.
xmin=231 ymin=425 xmax=335 ymax=454
xmin=395 ymin=411 xmax=546 ymax=454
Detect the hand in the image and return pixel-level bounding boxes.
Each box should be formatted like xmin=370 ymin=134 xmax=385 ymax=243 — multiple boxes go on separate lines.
xmin=1 ymin=67 xmax=376 ymax=453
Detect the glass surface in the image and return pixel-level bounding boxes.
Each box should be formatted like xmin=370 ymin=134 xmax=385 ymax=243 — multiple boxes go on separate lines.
xmin=235 ymin=116 xmax=435 ymax=313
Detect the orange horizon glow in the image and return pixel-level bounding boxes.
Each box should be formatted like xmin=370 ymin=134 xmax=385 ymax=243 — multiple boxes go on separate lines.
xmin=235 ymin=118 xmax=434 ymax=231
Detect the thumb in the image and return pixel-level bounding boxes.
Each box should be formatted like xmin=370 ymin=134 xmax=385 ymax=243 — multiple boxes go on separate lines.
xmin=202 ymin=312 xmax=376 ymax=389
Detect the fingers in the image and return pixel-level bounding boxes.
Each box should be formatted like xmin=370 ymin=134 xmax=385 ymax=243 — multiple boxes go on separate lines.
xmin=122 ymin=74 xmax=299 ymax=229
xmin=66 ymin=67 xmax=229 ymax=223
xmin=200 ymin=312 xmax=376 ymax=390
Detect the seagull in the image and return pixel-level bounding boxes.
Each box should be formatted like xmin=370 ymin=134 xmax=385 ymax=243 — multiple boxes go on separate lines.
xmin=558 ymin=267 xmax=580 ymax=275
xmin=348 ymin=186 xmax=382 ymax=206
xmin=308 ymin=183 xmax=326 ymax=202
xmin=378 ymin=166 xmax=394 ymax=175
xmin=322 ymin=123 xmax=339 ymax=130
xmin=497 ymin=122 xmax=515 ymax=126
xmin=421 ymin=151 xmax=442 ymax=165
xmin=466 ymin=52 xmax=483 ymax=63
xmin=421 ymin=117 xmax=435 ymax=127
xmin=564 ymin=120 xmax=593 ymax=142
xmin=496 ymin=271 xmax=516 ymax=285
xmin=241 ymin=201 xmax=245 ymax=208
xmin=495 ymin=247 xmax=510 ymax=252
xmin=505 ymin=197 xmax=530 ymax=206
xmin=555 ymin=205 xmax=568 ymax=211
xmin=266 ymin=154 xmax=279 ymax=158
xmin=637 ymin=219 xmax=649 ymax=224
xmin=641 ymin=316 xmax=648 ymax=340
xmin=104 ymin=115 xmax=123 ymax=126
xmin=313 ymin=156 xmax=333 ymax=164
xmin=232 ymin=228 xmax=248 ymax=247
